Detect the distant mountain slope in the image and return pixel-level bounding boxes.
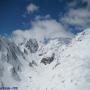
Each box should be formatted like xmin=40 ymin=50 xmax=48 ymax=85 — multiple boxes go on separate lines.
xmin=0 ymin=29 xmax=90 ymax=90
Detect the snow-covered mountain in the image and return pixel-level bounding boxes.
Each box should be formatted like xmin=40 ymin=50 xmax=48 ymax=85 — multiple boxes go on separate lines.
xmin=0 ymin=28 xmax=90 ymax=90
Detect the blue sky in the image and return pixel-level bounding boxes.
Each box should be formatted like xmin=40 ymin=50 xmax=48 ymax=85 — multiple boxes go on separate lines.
xmin=0 ymin=0 xmax=90 ymax=35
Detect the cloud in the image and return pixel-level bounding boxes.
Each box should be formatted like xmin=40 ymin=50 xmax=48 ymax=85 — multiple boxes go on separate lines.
xmin=61 ymin=9 xmax=90 ymax=27
xmin=35 ymin=15 xmax=51 ymax=20
xmin=12 ymin=19 xmax=73 ymax=45
xmin=82 ymin=0 xmax=90 ymax=8
xmin=67 ymin=0 xmax=88 ymax=8
xmin=26 ymin=3 xmax=39 ymax=14
xmin=60 ymin=0 xmax=90 ymax=31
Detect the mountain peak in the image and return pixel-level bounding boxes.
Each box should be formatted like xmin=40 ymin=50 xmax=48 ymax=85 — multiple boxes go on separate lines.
xmin=0 ymin=29 xmax=90 ymax=90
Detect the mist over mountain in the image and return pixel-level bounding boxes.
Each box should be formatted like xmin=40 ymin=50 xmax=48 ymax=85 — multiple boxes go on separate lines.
xmin=0 ymin=28 xmax=90 ymax=90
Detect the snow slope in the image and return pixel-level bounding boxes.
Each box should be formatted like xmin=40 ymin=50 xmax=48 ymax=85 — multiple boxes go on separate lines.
xmin=0 ymin=28 xmax=90 ymax=90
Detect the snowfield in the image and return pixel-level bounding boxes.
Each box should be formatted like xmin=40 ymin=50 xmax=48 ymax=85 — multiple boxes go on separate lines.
xmin=0 ymin=28 xmax=90 ymax=90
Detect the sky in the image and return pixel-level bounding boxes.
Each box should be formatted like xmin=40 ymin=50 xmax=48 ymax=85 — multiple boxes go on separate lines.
xmin=0 ymin=0 xmax=90 ymax=35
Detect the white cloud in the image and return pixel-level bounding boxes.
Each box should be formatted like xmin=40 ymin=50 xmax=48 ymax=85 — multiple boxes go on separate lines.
xmin=35 ymin=15 xmax=51 ymax=20
xmin=83 ymin=0 xmax=90 ymax=8
xmin=68 ymin=0 xmax=77 ymax=8
xmin=12 ymin=19 xmax=73 ymax=45
xmin=60 ymin=0 xmax=90 ymax=30
xmin=26 ymin=3 xmax=39 ymax=13
xmin=61 ymin=9 xmax=90 ymax=27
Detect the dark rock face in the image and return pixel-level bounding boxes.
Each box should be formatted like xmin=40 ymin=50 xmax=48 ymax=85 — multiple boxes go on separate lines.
xmin=0 ymin=36 xmax=23 ymax=81
xmin=0 ymin=81 xmax=4 ymax=87
xmin=11 ymin=67 xmax=21 ymax=81
xmin=41 ymin=53 xmax=55 ymax=65
xmin=24 ymin=49 xmax=28 ymax=55
xmin=7 ymin=43 xmax=22 ymax=72
xmin=0 ymin=64 xmax=4 ymax=77
xmin=29 ymin=60 xmax=37 ymax=67
xmin=26 ymin=39 xmax=39 ymax=53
